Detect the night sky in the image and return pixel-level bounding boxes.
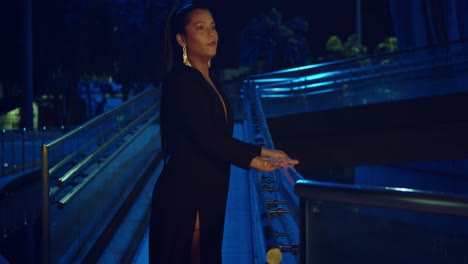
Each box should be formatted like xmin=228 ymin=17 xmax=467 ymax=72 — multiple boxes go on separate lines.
xmin=0 ymin=0 xmax=395 ymax=79
xmin=208 ymin=0 xmax=394 ymax=67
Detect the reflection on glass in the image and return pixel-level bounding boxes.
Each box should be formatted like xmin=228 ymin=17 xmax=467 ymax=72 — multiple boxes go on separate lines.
xmin=304 ymin=200 xmax=468 ymax=264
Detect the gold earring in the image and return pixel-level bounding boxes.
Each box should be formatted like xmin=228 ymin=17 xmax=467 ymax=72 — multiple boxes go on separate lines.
xmin=183 ymin=45 xmax=192 ymax=67
xmin=208 ymin=60 xmax=211 ymax=68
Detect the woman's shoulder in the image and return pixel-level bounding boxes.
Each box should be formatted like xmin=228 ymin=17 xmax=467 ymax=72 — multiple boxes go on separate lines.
xmin=167 ymin=65 xmax=202 ymax=81
xmin=163 ymin=66 xmax=205 ymax=94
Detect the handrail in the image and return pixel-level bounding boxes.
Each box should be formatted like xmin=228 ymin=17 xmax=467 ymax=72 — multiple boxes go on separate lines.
xmin=47 ymin=87 xmax=156 ymax=149
xmin=245 ymin=77 xmax=304 ymax=217
xmin=243 ymin=80 xmax=283 ymax=263
xmin=55 ymin=113 xmax=160 ymax=209
xmin=54 ymin=104 xmax=158 ymax=188
xmin=294 ymin=178 xmax=468 ymax=217
xmin=243 ymin=77 xmax=305 ymax=263
xmin=248 ymin=38 xmax=468 ymax=103
xmin=249 ymin=38 xmax=468 ymax=80
xmin=255 ymin=55 xmax=465 ymax=95
xmin=40 ymin=87 xmax=160 ymax=263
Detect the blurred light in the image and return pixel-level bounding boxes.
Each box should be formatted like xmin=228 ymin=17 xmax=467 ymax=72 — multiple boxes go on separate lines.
xmin=253 ymin=62 xmax=333 ymax=77
xmin=250 ymin=78 xmax=295 ymax=83
xmin=295 ymin=81 xmax=335 ymax=90
xmin=296 ymin=71 xmax=341 ymax=82
xmin=260 ymin=88 xmax=335 ymax=98
xmin=389 ymin=187 xmax=416 ymax=192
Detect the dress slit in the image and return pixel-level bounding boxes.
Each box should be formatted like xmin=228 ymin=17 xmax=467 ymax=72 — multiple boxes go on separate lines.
xmin=190 ymin=211 xmax=200 ymax=264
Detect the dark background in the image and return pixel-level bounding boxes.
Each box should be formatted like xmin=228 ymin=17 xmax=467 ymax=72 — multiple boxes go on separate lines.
xmin=0 ymin=0 xmax=394 ymax=71
xmin=208 ymin=0 xmax=393 ymax=67
xmin=6 ymin=0 xmax=468 ymax=128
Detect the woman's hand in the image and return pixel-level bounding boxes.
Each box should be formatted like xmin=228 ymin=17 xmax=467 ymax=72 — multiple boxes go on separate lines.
xmin=261 ymin=148 xmax=291 ymax=159
xmin=250 ymin=156 xmax=299 ymax=172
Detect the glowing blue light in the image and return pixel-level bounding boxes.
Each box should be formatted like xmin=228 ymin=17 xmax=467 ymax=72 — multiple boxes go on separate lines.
xmin=292 ymin=71 xmax=342 ymax=82
xmin=252 ymin=61 xmax=340 ymax=77
xmin=260 ymin=88 xmax=292 ymax=93
xmin=294 ymin=81 xmax=335 ymax=90
xmin=251 ymin=78 xmax=295 ymax=83
xmin=260 ymin=87 xmax=336 ymax=98
xmin=389 ymin=187 xmax=416 ymax=192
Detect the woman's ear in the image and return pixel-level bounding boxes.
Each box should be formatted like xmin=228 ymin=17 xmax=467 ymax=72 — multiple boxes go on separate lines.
xmin=176 ymin=34 xmax=185 ymax=47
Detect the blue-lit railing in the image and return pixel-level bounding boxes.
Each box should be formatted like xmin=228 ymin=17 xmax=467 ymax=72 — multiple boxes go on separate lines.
xmin=246 ymin=39 xmax=468 ymax=117
xmin=243 ymin=39 xmax=468 ymax=264
xmin=294 ymin=176 xmax=468 ymax=264
xmin=243 ymin=79 xmax=303 ymax=264
xmin=1 ymin=127 xmax=63 ymax=178
xmin=40 ymin=87 xmax=161 ymax=264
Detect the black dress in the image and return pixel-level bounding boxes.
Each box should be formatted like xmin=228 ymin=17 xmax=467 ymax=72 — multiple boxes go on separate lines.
xmin=149 ymin=65 xmax=261 ymax=264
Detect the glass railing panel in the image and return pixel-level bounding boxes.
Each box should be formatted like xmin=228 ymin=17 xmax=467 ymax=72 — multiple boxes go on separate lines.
xmin=46 ymin=88 xmax=158 ymax=165
xmin=0 ymin=175 xmax=42 ymax=263
xmin=302 ymin=200 xmax=468 ymax=263
xmin=46 ymin=111 xmax=124 ymax=185
xmin=48 ymin=118 xmax=160 ymax=263
xmin=0 ymin=128 xmax=63 ymax=178
xmin=43 ymin=87 xmax=160 ymax=263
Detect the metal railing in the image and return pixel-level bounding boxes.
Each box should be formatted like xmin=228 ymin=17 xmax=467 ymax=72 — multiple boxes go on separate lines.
xmin=246 ymin=39 xmax=468 ymax=117
xmin=243 ymin=79 xmax=303 ymax=264
xmin=242 ymin=39 xmax=468 ymax=263
xmin=40 ymin=87 xmax=160 ymax=264
xmin=294 ymin=177 xmax=468 ymax=217
xmin=294 ymin=177 xmax=468 ymax=264
xmin=1 ymin=127 xmax=63 ymax=178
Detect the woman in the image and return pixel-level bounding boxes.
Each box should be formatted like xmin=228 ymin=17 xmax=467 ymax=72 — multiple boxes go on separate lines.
xmin=150 ymin=4 xmax=299 ymax=263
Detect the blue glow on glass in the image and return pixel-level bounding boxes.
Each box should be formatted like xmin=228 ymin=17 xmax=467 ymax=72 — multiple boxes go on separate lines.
xmin=260 ymin=87 xmax=336 ymax=98
xmin=251 ymin=78 xmax=295 ymax=83
xmin=292 ymin=71 xmax=342 ymax=82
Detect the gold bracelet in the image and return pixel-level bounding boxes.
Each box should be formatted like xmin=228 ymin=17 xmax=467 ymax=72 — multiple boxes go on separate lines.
xmin=263 ymin=159 xmax=267 ymax=168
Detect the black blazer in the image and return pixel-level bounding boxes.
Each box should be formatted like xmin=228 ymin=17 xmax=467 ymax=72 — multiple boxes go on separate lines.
xmin=160 ymin=65 xmax=261 ymax=189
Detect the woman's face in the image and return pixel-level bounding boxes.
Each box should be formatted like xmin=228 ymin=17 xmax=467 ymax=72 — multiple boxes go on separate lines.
xmin=178 ymin=9 xmax=218 ymax=64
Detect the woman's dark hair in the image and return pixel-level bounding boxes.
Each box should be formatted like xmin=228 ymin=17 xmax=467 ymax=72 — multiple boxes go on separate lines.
xmin=163 ymin=3 xmax=210 ymax=74
xmin=161 ymin=3 xmax=211 ymax=162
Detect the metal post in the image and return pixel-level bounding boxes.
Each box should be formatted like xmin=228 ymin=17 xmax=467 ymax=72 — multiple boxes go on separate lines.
xmin=12 ymin=131 xmax=15 ymax=173
xmin=32 ymin=128 xmax=35 ymax=168
xmin=22 ymin=0 xmax=34 ymax=129
xmin=356 ymin=0 xmax=362 ymax=46
xmin=41 ymin=144 xmax=50 ymax=264
xmin=22 ymin=128 xmax=26 ymax=171
xmin=1 ymin=129 xmax=4 ymax=177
